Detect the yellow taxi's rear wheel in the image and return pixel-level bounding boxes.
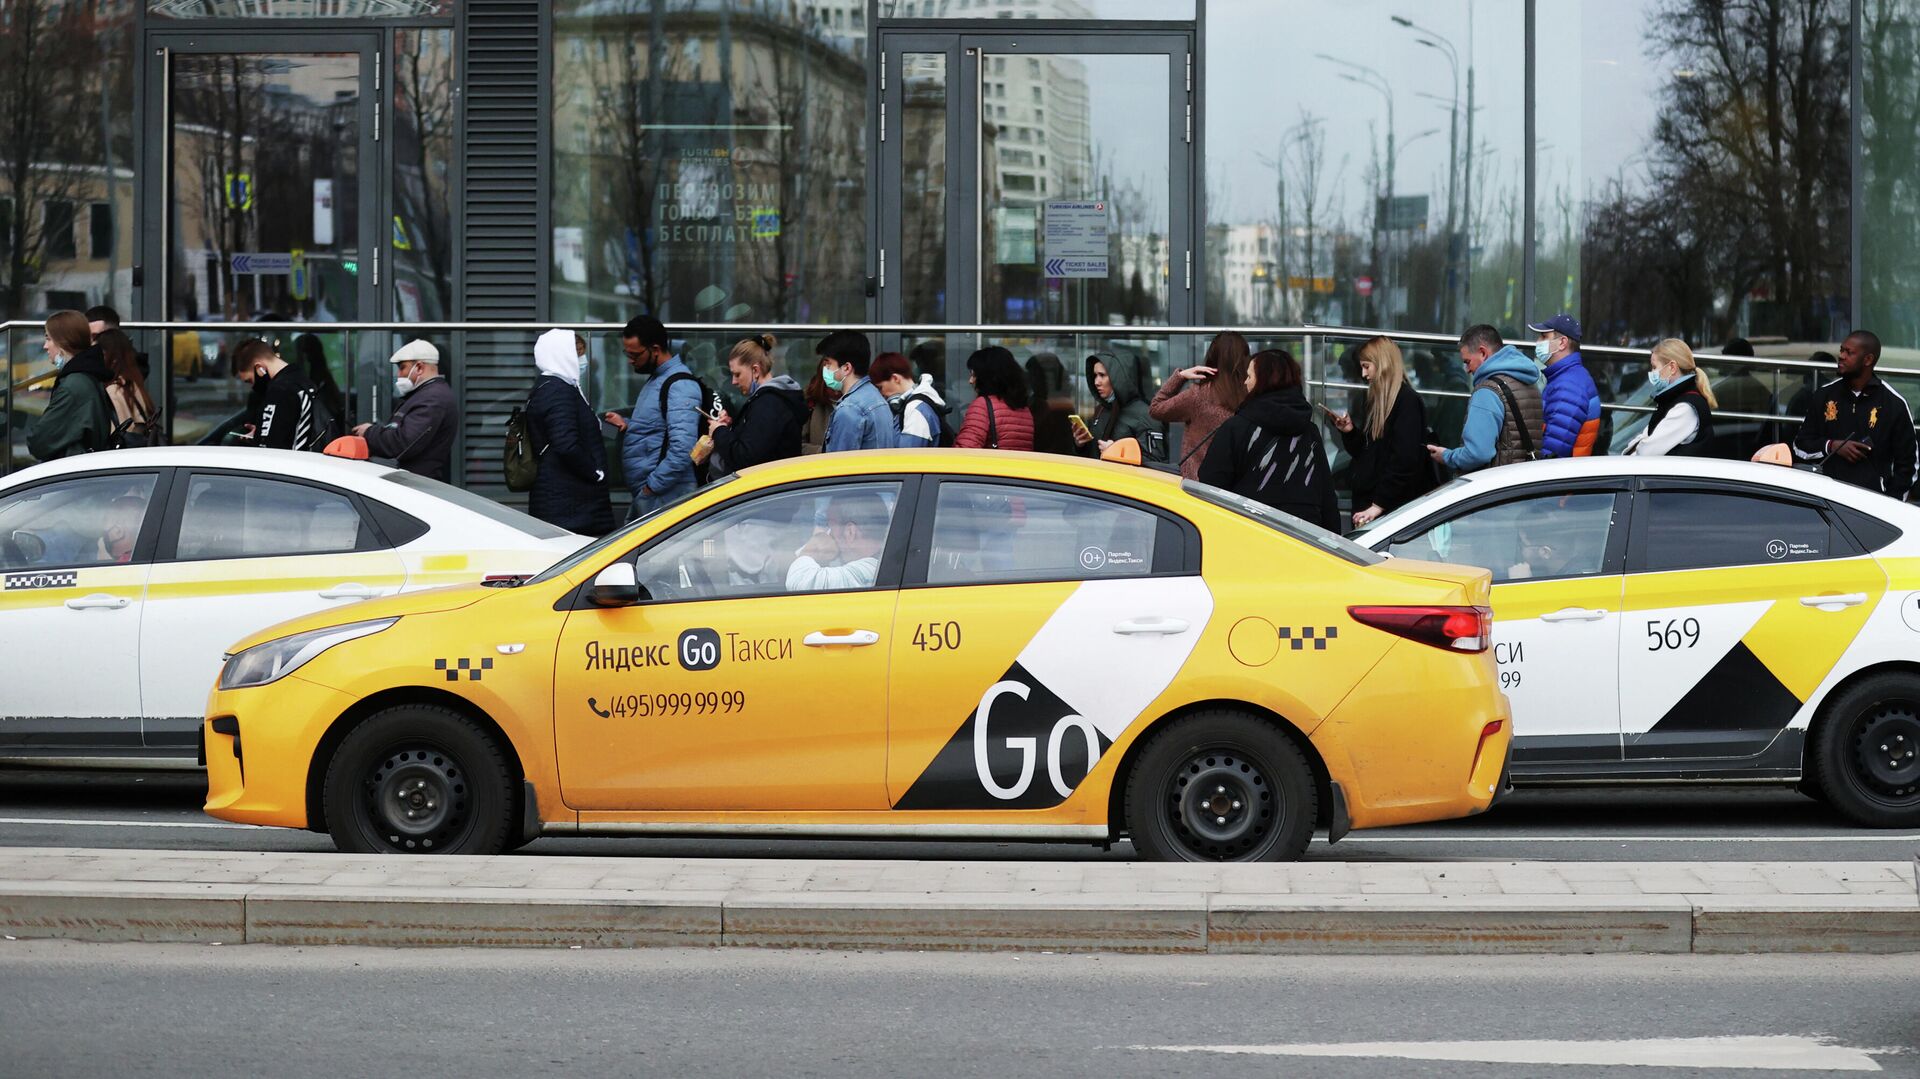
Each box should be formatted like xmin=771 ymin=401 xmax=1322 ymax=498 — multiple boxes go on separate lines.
xmin=322 ymin=706 xmax=516 ymax=855
xmin=1122 ymin=712 xmax=1316 ymax=862
xmin=1812 ymin=674 xmax=1920 ymax=828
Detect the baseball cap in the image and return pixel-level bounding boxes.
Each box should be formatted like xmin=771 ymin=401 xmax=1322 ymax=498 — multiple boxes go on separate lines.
xmin=1526 ymin=314 xmax=1583 ymax=341
xmin=389 ymin=339 xmax=439 ymax=366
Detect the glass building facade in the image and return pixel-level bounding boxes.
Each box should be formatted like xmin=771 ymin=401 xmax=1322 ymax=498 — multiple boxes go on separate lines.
xmin=4 ymin=0 xmax=1919 ymax=482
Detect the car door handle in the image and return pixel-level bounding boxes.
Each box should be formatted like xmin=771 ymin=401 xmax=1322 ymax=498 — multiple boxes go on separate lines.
xmin=1801 ymin=593 xmax=1868 ymax=610
xmin=64 ymin=593 xmax=129 ymax=611
xmin=803 ymin=630 xmax=880 ymax=647
xmin=1539 ymin=607 xmax=1607 ymax=623
xmin=1112 ymin=617 xmax=1191 ymax=636
xmin=318 ymin=583 xmax=384 ymax=601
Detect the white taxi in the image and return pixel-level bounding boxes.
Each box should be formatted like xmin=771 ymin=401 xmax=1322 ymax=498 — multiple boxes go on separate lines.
xmin=0 ymin=447 xmax=587 ymax=768
xmin=1354 ymin=456 xmax=1920 ymax=827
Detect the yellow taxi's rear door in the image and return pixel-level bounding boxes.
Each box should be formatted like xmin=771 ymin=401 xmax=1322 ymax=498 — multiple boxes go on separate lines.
xmin=886 ymin=477 xmax=1210 ymax=810
xmin=1619 ymin=481 xmax=1886 ymax=765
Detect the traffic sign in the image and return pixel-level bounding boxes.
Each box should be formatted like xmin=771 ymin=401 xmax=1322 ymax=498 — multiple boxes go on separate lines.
xmin=1355 ymin=275 xmax=1374 ymax=298
xmin=231 ymin=252 xmax=294 ymax=275
xmin=224 ymin=173 xmax=254 ymax=212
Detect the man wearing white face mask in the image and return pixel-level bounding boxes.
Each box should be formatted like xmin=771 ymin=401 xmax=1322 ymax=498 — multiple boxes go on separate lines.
xmin=354 ymin=339 xmax=458 ymax=480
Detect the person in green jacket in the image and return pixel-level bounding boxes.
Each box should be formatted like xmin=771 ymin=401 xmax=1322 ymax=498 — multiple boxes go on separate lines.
xmin=1073 ymin=349 xmax=1155 ymax=456
xmin=29 ymin=310 xmax=116 ymax=462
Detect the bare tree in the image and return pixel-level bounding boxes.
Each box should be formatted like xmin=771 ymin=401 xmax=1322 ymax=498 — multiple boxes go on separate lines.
xmin=0 ymin=0 xmax=100 ymax=317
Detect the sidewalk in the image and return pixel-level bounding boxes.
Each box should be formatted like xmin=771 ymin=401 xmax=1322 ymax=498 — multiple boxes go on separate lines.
xmin=1 ymin=848 xmax=1914 ymax=955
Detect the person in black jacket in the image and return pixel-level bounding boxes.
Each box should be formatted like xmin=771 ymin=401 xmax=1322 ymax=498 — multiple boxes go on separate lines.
xmin=1199 ymin=348 xmax=1340 ymax=532
xmin=232 ymin=338 xmax=334 ymax=451
xmin=1329 ymin=335 xmax=1437 ymax=527
xmin=355 ymin=339 xmax=459 ymax=480
xmin=1792 ymin=330 xmax=1919 ymax=499
xmin=526 ymin=328 xmax=616 ymax=535
xmin=712 ymin=333 xmax=806 ymax=474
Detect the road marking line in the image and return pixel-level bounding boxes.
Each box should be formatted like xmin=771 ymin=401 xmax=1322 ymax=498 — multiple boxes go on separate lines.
xmin=1135 ymin=1035 xmax=1882 ymax=1071
xmin=0 ymin=816 xmax=255 ymax=830
xmin=1343 ymin=833 xmax=1920 ymax=843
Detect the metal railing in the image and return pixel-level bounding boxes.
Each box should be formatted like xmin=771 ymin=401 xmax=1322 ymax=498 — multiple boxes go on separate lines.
xmin=4 ymin=319 xmax=1873 ymax=484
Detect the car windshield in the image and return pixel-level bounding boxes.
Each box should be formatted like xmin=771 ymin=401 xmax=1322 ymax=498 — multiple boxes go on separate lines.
xmin=524 ymin=476 xmax=734 ymax=585
xmin=380 ymin=471 xmax=574 ymax=540
xmin=1183 ymin=481 xmax=1383 ymax=566
xmin=1347 ymin=475 xmax=1475 ymax=543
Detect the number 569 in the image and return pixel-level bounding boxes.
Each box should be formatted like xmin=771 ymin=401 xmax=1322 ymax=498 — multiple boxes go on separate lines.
xmin=1645 ymin=617 xmax=1700 ymax=652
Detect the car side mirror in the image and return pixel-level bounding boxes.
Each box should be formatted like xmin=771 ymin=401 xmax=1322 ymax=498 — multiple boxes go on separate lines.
xmin=589 ymin=561 xmax=644 ymax=607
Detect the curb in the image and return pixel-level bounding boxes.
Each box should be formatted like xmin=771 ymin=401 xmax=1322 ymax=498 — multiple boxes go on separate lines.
xmin=3 ymin=883 xmax=1916 ymax=954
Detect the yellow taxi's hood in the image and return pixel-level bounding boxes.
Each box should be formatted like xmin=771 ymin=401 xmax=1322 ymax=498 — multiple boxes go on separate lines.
xmin=225 ymin=582 xmax=494 ymax=654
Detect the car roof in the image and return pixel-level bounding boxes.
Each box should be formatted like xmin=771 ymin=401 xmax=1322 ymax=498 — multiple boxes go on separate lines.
xmin=732 ymin=448 xmax=1185 ymax=486
xmin=0 ymin=446 xmax=404 ymax=489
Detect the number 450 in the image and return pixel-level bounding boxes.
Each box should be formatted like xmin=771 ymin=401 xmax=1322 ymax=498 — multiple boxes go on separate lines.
xmin=1645 ymin=617 xmax=1700 ymax=652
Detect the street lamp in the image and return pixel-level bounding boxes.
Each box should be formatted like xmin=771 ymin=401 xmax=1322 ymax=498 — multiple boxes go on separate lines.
xmin=1324 ymin=54 xmax=1396 ymax=323
xmin=1255 ymin=114 xmax=1323 ymax=322
xmin=1392 ymin=11 xmax=1475 ymax=327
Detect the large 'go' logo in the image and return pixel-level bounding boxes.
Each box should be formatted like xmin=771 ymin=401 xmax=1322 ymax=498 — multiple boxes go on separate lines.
xmin=973 ymin=680 xmax=1102 ymax=800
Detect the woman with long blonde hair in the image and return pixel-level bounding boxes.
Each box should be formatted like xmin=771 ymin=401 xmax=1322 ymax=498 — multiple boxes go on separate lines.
xmin=1625 ymin=338 xmax=1716 ymax=457
xmin=1330 ymin=336 xmax=1437 ymax=526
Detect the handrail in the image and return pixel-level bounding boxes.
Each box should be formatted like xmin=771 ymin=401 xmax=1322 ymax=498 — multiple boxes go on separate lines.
xmin=0 ymin=319 xmax=1879 ymax=375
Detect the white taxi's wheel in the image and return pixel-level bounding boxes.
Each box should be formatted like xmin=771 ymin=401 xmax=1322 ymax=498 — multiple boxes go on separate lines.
xmin=1122 ymin=712 xmax=1316 ymax=862
xmin=1811 ymin=674 xmax=1920 ymax=829
xmin=322 ymin=706 xmax=516 ymax=856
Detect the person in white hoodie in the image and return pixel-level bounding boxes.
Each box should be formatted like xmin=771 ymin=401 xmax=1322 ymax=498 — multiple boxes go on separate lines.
xmin=525 ymin=328 xmax=616 ymax=534
xmin=872 ymin=350 xmax=950 ymax=447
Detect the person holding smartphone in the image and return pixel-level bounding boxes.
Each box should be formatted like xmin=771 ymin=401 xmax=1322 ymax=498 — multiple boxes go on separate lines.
xmin=1328 ymin=335 xmax=1438 ymax=527
xmin=1073 ymin=349 xmax=1154 ymax=456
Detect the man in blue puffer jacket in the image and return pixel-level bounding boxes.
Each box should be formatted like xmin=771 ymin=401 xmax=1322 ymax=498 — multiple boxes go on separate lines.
xmin=1528 ymin=313 xmax=1602 ymax=457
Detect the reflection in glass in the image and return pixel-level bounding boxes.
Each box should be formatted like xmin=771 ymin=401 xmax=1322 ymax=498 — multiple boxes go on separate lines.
xmin=552 ymin=2 xmax=868 ymax=324
xmin=1863 ymin=0 xmax=1920 ymax=352
xmin=879 ymin=0 xmax=1193 ymax=18
xmin=981 ymin=53 xmax=1170 ymax=325
xmin=168 ymin=53 xmax=361 ymax=323
xmin=392 ymin=30 xmax=456 ymax=322
xmin=1205 ymin=1 xmax=1525 ymax=335
xmin=1538 ymin=0 xmax=1850 ymax=348
xmin=900 ymin=53 xmax=948 ymax=322
xmin=149 ymin=1 xmax=452 ymax=17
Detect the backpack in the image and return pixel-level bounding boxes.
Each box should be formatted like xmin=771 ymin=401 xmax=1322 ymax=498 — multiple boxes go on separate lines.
xmin=504 ymin=405 xmax=538 ymax=492
xmin=304 ymin=390 xmax=342 ymax=452
xmin=891 ymin=391 xmax=955 ymax=447
xmin=654 ymin=370 xmax=722 ymax=485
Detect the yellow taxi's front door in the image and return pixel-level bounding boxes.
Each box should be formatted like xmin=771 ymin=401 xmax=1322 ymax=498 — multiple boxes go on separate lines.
xmin=553 ymin=479 xmax=913 ymax=812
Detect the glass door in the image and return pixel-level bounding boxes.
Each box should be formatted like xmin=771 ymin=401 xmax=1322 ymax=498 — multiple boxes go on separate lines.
xmin=879 ymin=31 xmax=1193 ymax=326
xmin=142 ymin=34 xmax=377 ymax=444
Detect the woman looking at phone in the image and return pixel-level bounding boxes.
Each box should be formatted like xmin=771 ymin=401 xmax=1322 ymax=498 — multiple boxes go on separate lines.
xmin=1329 ymin=336 xmax=1438 ymax=527
xmin=1149 ymin=331 xmax=1250 ymax=480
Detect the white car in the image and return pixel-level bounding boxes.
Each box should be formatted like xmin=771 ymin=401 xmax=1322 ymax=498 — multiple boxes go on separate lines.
xmin=1353 ymin=455 xmax=1920 ymax=827
xmin=0 ymin=447 xmax=588 ymax=768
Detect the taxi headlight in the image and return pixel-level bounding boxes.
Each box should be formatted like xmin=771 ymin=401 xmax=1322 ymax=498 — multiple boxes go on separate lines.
xmin=220 ymin=618 xmax=399 ymax=690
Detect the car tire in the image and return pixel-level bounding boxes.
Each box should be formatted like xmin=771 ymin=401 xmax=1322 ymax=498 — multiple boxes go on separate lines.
xmin=1123 ymin=711 xmax=1316 ymax=862
xmin=323 ymin=705 xmax=516 ymax=855
xmin=1811 ymin=673 xmax=1920 ymax=828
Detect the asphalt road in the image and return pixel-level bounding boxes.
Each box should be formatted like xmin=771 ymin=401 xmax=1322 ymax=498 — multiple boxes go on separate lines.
xmin=1 ymin=768 xmax=1916 ymax=861
xmin=1 ymin=942 xmax=1914 ymax=1078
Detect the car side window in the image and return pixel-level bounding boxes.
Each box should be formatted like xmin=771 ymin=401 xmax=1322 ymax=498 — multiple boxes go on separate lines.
xmin=926 ymin=482 xmax=1160 ymax=585
xmin=1640 ymin=490 xmax=1832 ymax=572
xmin=175 ymin=475 xmax=369 ymax=561
xmin=0 ymin=475 xmax=159 ymax=570
xmin=1388 ymin=492 xmax=1617 ymax=583
xmin=631 ymin=482 xmax=903 ymax=601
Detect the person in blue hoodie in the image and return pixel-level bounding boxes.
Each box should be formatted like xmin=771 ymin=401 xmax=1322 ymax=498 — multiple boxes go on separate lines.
xmin=1528 ymin=313 xmax=1602 ymax=457
xmin=1427 ymin=324 xmax=1544 ymax=473
xmin=605 ymin=315 xmax=701 ymax=521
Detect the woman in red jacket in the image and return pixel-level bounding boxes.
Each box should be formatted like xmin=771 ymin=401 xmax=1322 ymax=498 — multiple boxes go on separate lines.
xmin=955 ymin=346 xmax=1035 ymax=451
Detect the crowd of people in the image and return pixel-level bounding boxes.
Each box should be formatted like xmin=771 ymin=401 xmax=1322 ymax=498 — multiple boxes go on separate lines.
xmin=31 ymin=305 xmax=1919 ymax=540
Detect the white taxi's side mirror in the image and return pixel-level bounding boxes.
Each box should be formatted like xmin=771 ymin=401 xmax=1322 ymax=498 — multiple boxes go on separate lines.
xmin=589 ymin=561 xmax=642 ymax=608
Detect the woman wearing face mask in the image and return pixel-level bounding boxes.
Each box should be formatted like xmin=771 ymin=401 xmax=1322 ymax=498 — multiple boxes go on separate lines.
xmin=801 ymin=357 xmax=842 ymax=455
xmin=711 ymin=334 xmax=806 ymax=472
xmin=525 ymin=327 xmax=617 ymax=535
xmin=1625 ymin=338 xmax=1717 ymax=457
xmin=29 ymin=310 xmax=116 ymax=461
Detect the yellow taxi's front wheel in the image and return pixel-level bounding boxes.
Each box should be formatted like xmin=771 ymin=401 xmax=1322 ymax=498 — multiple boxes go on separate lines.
xmin=322 ymin=705 xmax=517 ymax=855
xmin=1123 ymin=712 xmax=1317 ymax=862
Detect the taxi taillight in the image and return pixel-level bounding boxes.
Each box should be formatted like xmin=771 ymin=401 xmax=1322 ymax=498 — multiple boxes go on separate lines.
xmin=1347 ymin=605 xmax=1491 ymax=653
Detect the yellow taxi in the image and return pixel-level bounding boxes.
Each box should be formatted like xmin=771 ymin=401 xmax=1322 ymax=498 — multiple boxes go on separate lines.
xmin=203 ymin=450 xmax=1511 ymax=861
